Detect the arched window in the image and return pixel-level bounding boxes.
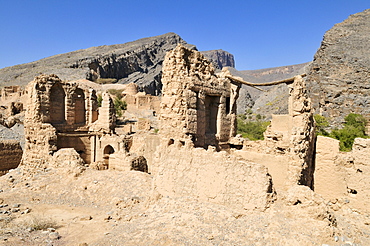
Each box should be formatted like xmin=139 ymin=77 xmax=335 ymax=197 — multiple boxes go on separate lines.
xmin=50 ymin=83 xmax=66 ymax=124
xmin=74 ymin=88 xmax=85 ymax=124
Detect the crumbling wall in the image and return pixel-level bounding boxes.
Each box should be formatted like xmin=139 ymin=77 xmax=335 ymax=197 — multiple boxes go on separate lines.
xmin=314 ymin=136 xmax=370 ymax=213
xmin=57 ymin=134 xmax=92 ymax=164
xmin=234 ymin=75 xmax=316 ymax=191
xmin=23 ymin=74 xmax=98 ymax=132
xmin=125 ymin=94 xmax=160 ymax=112
xmin=0 ymin=140 xmax=22 ymax=175
xmin=152 ymin=141 xmax=275 ymax=211
xmin=160 ymin=45 xmax=240 ymax=149
xmin=129 ymin=133 xmax=160 ymax=173
xmin=235 ymin=149 xmax=290 ymax=191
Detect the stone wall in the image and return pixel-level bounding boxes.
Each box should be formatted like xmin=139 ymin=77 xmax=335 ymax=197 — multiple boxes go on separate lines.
xmin=0 ymin=140 xmax=22 ymax=175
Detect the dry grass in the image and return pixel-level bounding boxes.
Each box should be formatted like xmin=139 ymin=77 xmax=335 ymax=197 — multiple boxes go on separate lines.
xmin=26 ymin=215 xmax=58 ymax=231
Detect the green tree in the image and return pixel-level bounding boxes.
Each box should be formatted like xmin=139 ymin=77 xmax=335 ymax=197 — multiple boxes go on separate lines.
xmin=245 ymin=108 xmax=253 ymax=115
xmin=113 ymin=97 xmax=127 ymax=118
xmin=237 ymin=115 xmax=270 ymax=140
xmin=97 ymin=94 xmax=103 ymax=107
xmin=344 ymin=113 xmax=367 ymax=130
xmin=314 ymin=114 xmax=329 ymax=136
xmin=330 ymin=113 xmax=367 ymax=152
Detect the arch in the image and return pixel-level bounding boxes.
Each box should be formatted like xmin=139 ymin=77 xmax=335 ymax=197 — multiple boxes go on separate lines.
xmin=74 ymin=88 xmax=86 ymax=124
xmin=103 ymin=145 xmax=115 ymax=168
xmin=50 ymin=83 xmax=66 ymax=124
xmin=131 ymin=156 xmax=148 ymax=173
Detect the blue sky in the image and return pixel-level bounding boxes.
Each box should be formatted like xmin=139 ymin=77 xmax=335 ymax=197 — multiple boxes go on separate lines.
xmin=0 ymin=1 xmax=369 ymax=70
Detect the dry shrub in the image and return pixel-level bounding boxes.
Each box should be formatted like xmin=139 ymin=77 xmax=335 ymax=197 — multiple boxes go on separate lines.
xmin=26 ymin=215 xmax=58 ymax=231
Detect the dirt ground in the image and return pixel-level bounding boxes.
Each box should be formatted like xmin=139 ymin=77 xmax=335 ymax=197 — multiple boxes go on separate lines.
xmin=0 ymin=166 xmax=369 ymax=246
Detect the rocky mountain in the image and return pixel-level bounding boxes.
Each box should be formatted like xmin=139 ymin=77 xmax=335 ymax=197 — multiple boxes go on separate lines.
xmin=0 ymin=33 xmax=195 ymax=95
xmin=306 ymin=9 xmax=370 ymax=127
xmin=200 ymin=49 xmax=235 ymax=69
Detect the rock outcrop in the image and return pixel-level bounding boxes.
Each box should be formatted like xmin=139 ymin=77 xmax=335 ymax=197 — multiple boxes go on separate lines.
xmin=200 ymin=49 xmax=235 ymax=69
xmin=306 ymin=9 xmax=370 ymax=127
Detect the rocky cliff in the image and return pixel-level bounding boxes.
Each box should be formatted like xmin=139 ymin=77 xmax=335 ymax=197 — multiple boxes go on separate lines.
xmin=306 ymin=9 xmax=370 ymax=127
xmin=0 ymin=33 xmax=237 ymax=97
xmin=0 ymin=33 xmax=194 ymax=95
xmin=200 ymin=49 xmax=235 ymax=69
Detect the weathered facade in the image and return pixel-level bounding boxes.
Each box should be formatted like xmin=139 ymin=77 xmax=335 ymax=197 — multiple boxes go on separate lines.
xmin=22 ymin=74 xmax=128 ymax=168
xmin=160 ymin=45 xmax=240 ymax=149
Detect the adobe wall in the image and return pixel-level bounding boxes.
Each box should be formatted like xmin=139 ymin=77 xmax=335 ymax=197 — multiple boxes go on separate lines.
xmin=315 ymin=136 xmax=370 ymax=213
xmin=125 ymin=94 xmax=160 ymax=112
xmin=235 ymin=150 xmax=290 ymax=191
xmin=57 ymin=134 xmax=92 ymax=164
xmin=314 ymin=136 xmax=347 ymax=200
xmin=0 ymin=140 xmax=23 ymax=175
xmin=129 ymin=133 xmax=161 ymax=173
xmin=151 ymin=141 xmax=276 ymax=211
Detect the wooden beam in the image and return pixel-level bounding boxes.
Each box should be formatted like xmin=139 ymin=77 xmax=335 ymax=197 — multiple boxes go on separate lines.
xmin=226 ymin=73 xmax=306 ymax=87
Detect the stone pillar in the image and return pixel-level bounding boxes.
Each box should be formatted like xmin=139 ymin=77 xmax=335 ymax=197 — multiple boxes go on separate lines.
xmin=97 ymin=92 xmax=116 ymax=132
xmin=287 ymin=75 xmax=316 ymax=188
xmin=65 ymin=87 xmax=75 ymax=126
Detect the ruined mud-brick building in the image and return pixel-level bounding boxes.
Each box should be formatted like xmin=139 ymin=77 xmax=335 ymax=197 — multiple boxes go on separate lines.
xmin=123 ymin=83 xmax=160 ymax=112
xmin=19 ymin=44 xmax=370 ymax=213
xmin=22 ymin=74 xmax=128 ymax=168
xmin=160 ymin=45 xmax=240 ymax=149
xmin=0 ymin=86 xmax=24 ymax=102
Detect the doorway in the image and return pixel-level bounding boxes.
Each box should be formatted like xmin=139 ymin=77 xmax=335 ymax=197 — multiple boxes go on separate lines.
xmin=103 ymin=145 xmax=115 ymax=169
